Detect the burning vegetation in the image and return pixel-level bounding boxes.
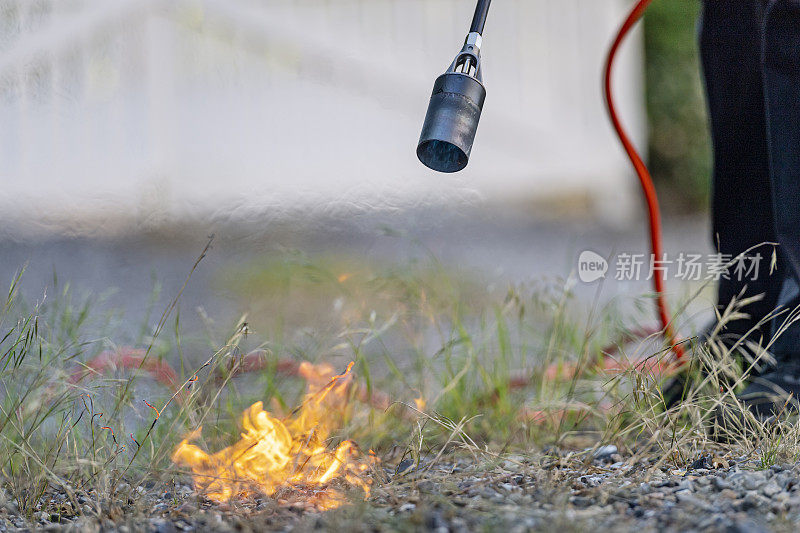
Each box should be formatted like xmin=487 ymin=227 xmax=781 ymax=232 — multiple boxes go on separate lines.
xmin=171 ymin=362 xmax=378 ymax=507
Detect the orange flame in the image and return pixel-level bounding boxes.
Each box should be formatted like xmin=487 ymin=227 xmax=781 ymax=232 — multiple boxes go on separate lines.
xmin=171 ymin=362 xmax=377 ymax=507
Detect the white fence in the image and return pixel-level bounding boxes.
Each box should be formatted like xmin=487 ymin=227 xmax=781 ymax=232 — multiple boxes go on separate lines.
xmin=0 ymin=0 xmax=644 ymax=234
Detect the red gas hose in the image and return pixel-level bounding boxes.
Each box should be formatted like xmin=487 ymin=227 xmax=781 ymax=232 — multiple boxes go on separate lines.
xmin=603 ymin=0 xmax=686 ymax=362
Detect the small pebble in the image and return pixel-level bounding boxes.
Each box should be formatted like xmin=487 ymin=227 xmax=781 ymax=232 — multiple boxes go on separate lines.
xmin=592 ymin=445 xmax=618 ymax=461
xmin=762 ymin=482 xmax=781 ymax=497
xmin=417 ymin=481 xmax=436 ymax=494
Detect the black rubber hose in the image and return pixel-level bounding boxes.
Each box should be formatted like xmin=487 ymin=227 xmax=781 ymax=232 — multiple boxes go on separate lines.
xmin=469 ymin=0 xmax=492 ymax=34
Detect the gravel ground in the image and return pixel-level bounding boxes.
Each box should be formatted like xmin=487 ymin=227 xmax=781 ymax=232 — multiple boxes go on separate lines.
xmin=4 ymin=448 xmax=800 ymax=532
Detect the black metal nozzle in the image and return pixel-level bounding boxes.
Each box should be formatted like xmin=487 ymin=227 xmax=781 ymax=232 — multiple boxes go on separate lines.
xmin=417 ymin=34 xmax=486 ymax=173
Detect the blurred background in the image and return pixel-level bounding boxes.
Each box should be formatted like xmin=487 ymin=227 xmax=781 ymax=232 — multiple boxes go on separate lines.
xmin=0 ymin=0 xmax=712 ymax=337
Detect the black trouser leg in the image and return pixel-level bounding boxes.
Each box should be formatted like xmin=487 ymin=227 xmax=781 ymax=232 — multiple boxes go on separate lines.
xmin=700 ymin=0 xmax=785 ymax=343
xmin=764 ymin=0 xmax=800 ymax=359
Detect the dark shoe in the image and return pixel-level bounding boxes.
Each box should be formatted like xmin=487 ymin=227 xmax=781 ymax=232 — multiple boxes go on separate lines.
xmin=711 ymin=364 xmax=800 ymax=442
xmin=660 ymin=321 xmax=773 ymax=410
xmin=735 ymin=366 xmax=800 ymax=418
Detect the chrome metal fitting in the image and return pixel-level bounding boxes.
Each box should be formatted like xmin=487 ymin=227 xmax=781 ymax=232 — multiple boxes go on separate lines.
xmin=465 ymin=32 xmax=482 ymax=54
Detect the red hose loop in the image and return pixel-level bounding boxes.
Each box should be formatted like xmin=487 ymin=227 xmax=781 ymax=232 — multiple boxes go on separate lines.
xmin=603 ymin=0 xmax=686 ymax=362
